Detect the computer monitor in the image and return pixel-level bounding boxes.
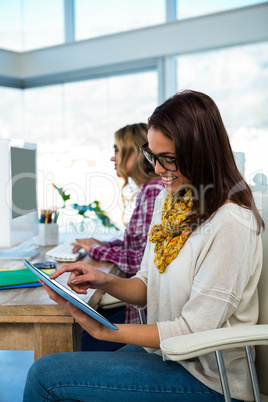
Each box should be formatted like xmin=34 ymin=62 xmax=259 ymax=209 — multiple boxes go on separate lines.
xmin=0 ymin=138 xmax=38 ymax=248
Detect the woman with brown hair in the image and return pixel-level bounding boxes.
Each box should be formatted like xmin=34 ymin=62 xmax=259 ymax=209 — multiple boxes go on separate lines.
xmin=24 ymin=91 xmax=263 ymax=402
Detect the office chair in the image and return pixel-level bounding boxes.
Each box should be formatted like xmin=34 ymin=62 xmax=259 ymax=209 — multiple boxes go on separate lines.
xmin=160 ymin=194 xmax=268 ymax=402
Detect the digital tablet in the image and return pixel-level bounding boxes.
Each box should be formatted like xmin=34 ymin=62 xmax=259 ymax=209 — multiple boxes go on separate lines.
xmin=23 ymin=259 xmax=118 ymax=331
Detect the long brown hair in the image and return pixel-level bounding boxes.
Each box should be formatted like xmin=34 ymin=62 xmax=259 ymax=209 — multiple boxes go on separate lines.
xmin=148 ymin=90 xmax=264 ymax=233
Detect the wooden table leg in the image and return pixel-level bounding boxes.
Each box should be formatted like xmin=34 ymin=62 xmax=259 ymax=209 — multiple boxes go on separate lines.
xmin=0 ymin=323 xmax=34 ymax=350
xmin=34 ymin=322 xmax=81 ymax=361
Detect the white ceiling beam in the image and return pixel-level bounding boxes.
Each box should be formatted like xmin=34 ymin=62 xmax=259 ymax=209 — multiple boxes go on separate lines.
xmin=0 ymin=49 xmax=21 ymax=86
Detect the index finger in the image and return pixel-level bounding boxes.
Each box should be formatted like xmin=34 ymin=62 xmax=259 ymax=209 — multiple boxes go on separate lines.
xmin=50 ymin=262 xmax=85 ymax=279
xmin=72 ymin=238 xmax=84 ymax=244
xmin=71 ymin=240 xmax=81 ymax=246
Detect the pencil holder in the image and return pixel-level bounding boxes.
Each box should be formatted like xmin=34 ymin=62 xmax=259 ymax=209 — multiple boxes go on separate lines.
xmin=37 ymin=224 xmax=59 ymax=246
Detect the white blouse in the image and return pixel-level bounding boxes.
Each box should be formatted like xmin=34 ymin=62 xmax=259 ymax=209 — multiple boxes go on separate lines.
xmin=135 ymin=189 xmax=262 ymax=401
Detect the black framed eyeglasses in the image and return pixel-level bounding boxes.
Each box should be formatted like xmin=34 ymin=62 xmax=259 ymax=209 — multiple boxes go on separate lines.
xmin=140 ymin=142 xmax=178 ymax=172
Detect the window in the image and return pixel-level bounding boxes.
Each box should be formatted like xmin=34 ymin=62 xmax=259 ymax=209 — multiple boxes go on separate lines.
xmin=22 ymin=70 xmax=158 ymax=230
xmin=0 ymin=0 xmax=64 ymax=51
xmin=176 ymin=0 xmax=267 ymax=20
xmin=177 ymin=41 xmax=268 ymax=182
xmin=75 ymin=0 xmax=165 ymax=41
xmin=0 ymin=1 xmax=266 ymax=225
xmin=0 ymin=87 xmax=23 ymax=138
xmin=0 ymin=0 xmax=21 ymax=51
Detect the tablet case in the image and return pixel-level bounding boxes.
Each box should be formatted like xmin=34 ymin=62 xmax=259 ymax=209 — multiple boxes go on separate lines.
xmin=23 ymin=259 xmax=118 ymax=331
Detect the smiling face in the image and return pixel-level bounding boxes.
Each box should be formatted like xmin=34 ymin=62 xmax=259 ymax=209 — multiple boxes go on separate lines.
xmin=147 ymin=127 xmax=190 ymax=193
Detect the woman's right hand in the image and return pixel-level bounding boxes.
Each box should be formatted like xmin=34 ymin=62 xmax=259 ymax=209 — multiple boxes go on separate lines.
xmin=71 ymin=238 xmax=106 ymax=253
xmin=50 ymin=262 xmax=109 ymax=294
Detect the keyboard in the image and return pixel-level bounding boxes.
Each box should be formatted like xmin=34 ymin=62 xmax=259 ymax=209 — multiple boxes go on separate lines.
xmin=46 ymin=242 xmax=87 ymax=262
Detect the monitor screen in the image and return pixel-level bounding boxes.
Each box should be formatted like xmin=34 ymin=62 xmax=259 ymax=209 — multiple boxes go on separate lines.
xmin=11 ymin=146 xmax=37 ymax=219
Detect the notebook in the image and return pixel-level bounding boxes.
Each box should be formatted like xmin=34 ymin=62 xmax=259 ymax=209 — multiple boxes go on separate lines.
xmin=0 ymin=268 xmax=43 ymax=288
xmin=23 ymin=259 xmax=118 ymax=331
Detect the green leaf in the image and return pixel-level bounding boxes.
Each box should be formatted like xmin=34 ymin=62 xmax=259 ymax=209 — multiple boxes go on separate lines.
xmin=53 ymin=182 xmax=118 ymax=230
xmin=72 ymin=201 xmax=119 ymax=230
xmin=53 ymin=183 xmax=71 ymax=203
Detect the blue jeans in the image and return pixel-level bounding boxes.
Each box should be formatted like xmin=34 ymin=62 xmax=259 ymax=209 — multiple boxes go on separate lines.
xmin=23 ymin=345 xmax=243 ymax=402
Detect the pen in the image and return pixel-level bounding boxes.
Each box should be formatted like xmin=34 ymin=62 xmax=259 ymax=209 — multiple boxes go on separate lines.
xmin=39 ymin=209 xmax=58 ymax=224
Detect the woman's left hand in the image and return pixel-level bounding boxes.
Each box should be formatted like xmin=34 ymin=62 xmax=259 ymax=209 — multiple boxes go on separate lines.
xmin=71 ymin=238 xmax=106 ymax=253
xmin=40 ymin=280 xmax=161 ymax=349
xmin=40 ymin=280 xmax=104 ymax=338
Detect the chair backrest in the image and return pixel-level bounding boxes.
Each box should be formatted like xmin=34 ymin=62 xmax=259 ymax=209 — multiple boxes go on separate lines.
xmin=254 ymin=193 xmax=268 ymax=396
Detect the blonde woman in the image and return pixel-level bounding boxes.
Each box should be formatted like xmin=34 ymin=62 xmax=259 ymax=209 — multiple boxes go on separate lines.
xmin=72 ymin=123 xmax=163 ymax=343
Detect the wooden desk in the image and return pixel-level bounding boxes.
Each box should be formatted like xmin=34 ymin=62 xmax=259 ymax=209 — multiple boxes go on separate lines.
xmin=0 ymin=249 xmax=115 ymax=360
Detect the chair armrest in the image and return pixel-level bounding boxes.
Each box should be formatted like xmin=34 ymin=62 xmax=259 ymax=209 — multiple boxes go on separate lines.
xmin=160 ymin=325 xmax=268 ymax=361
xmin=98 ymin=293 xmax=126 ymax=309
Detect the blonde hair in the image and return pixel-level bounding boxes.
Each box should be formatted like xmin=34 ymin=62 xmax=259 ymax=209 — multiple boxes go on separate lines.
xmin=115 ymin=123 xmax=157 ymax=189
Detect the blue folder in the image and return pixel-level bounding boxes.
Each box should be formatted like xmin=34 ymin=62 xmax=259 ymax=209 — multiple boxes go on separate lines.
xmin=0 ymin=282 xmax=41 ymax=290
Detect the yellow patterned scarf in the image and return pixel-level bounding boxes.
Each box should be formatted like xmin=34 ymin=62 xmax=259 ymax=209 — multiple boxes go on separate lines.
xmin=149 ymin=189 xmax=195 ymax=273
